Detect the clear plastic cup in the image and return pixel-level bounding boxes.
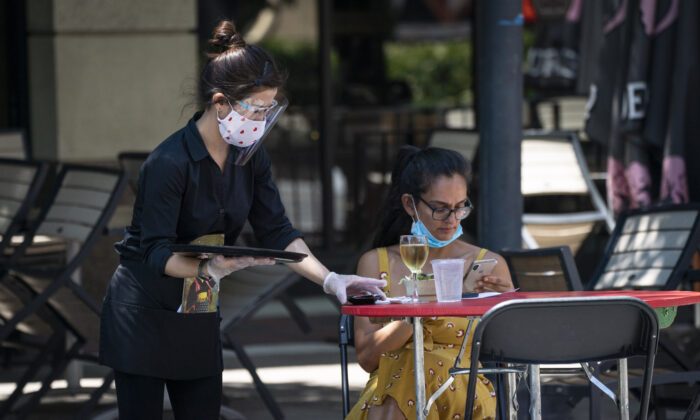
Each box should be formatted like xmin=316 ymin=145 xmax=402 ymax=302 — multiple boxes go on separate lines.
xmin=431 ymin=259 xmax=465 ymax=302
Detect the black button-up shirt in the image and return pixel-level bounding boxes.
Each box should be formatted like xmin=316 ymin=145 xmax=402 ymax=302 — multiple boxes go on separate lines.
xmin=102 ymin=112 xmax=302 ymax=379
xmin=115 ymin=112 xmax=302 ymax=275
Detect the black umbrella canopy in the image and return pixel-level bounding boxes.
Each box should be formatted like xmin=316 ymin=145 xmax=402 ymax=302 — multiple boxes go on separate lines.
xmin=584 ymin=0 xmax=698 ymax=215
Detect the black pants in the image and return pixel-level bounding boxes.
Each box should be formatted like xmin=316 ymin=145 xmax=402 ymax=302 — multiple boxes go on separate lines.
xmin=114 ymin=370 xmax=222 ymax=420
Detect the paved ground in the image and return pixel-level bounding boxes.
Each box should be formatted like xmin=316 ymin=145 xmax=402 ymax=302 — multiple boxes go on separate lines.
xmin=2 ymin=297 xmax=699 ymax=419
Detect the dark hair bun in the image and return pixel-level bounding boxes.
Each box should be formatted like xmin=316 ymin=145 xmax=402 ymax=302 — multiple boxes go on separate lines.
xmin=208 ymin=20 xmax=246 ymax=56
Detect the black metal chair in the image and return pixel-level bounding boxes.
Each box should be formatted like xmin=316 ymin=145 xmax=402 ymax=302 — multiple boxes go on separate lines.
xmin=0 ymin=164 xmax=127 ymax=418
xmin=501 ymin=245 xmax=583 ymax=291
xmin=462 ymin=297 xmax=659 ymax=420
xmin=501 ymin=206 xmax=700 ymax=418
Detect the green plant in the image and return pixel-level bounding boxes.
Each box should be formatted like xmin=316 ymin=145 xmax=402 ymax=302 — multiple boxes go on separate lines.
xmin=384 ymin=40 xmax=473 ymax=107
xmin=260 ymin=39 xmax=340 ymax=106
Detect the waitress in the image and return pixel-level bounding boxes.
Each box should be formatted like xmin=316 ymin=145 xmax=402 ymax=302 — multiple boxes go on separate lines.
xmin=99 ymin=19 xmax=386 ymax=419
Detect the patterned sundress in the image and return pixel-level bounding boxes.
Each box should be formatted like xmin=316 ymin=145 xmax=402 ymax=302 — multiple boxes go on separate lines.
xmin=346 ymin=248 xmax=497 ymax=420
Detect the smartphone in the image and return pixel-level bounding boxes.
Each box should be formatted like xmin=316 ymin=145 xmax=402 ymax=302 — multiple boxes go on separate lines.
xmin=463 ymin=258 xmax=498 ymax=292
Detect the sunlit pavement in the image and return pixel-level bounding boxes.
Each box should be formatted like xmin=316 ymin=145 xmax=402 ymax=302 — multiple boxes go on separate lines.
xmin=0 ymin=296 xmax=366 ymax=419
xmin=0 ymin=344 xmax=365 ymax=419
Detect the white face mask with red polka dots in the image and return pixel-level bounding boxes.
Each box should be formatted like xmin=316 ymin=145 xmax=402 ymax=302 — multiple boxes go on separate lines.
xmin=217 ymin=104 xmax=266 ymax=148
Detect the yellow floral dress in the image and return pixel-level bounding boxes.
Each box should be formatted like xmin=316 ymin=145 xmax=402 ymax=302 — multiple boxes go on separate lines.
xmin=346 ymin=248 xmax=497 ymax=420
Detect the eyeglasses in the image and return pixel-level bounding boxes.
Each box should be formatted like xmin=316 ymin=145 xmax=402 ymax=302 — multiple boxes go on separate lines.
xmin=417 ymin=196 xmax=473 ymax=221
xmin=236 ymin=99 xmax=278 ymax=115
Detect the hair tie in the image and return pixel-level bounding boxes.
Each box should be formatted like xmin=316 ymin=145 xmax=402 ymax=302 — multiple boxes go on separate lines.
xmin=253 ymin=78 xmax=262 ymax=86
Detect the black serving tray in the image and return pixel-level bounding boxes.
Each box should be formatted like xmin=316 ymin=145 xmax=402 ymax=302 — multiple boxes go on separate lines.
xmin=167 ymin=244 xmax=307 ymax=263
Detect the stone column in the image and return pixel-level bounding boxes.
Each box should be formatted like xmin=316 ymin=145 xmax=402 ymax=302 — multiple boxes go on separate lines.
xmin=26 ymin=0 xmax=198 ymax=162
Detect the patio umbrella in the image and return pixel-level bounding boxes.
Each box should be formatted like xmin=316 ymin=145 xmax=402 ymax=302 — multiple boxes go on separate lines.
xmin=584 ymin=0 xmax=629 ymax=152
xmin=584 ymin=0 xmax=697 ymax=215
xmin=657 ymin=0 xmax=696 ymax=204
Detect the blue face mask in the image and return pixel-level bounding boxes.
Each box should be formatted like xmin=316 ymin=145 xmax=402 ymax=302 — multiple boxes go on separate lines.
xmin=409 ymin=198 xmax=463 ymax=248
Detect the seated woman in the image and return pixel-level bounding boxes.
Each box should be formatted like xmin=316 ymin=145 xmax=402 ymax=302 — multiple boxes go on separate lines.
xmin=347 ymin=146 xmax=514 ymax=420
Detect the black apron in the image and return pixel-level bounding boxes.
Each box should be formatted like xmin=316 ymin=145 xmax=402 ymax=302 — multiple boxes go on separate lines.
xmin=99 ymin=259 xmax=223 ymax=380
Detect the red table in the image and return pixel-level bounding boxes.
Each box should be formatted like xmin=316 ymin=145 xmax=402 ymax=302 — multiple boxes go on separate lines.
xmin=342 ymin=290 xmax=700 ymax=420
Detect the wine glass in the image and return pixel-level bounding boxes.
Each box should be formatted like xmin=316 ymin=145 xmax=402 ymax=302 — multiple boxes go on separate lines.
xmin=400 ymin=235 xmax=428 ymax=302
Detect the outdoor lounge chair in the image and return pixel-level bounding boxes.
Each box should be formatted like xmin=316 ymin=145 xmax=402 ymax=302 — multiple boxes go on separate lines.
xmin=0 ymin=158 xmax=62 ymax=401
xmin=520 ymin=130 xmax=614 ymax=255
xmin=0 ymin=158 xmax=55 ymax=343
xmin=587 ymin=203 xmax=700 ymax=291
xmin=532 ymin=95 xmax=589 ymax=132
xmin=0 ymin=164 xmax=127 ymax=418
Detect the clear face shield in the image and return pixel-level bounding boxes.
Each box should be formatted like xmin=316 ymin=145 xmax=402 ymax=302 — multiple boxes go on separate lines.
xmin=219 ymin=94 xmax=288 ymax=166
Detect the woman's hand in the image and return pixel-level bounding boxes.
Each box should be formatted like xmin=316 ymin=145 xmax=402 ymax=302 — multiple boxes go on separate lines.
xmin=474 ymin=275 xmax=514 ymax=293
xmin=206 ymin=255 xmax=275 ymax=282
xmin=323 ymin=272 xmax=387 ymax=304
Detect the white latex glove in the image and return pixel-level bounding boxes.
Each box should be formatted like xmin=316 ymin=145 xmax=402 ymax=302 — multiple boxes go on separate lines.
xmin=206 ymin=255 xmax=275 ymax=282
xmin=322 ymin=272 xmax=387 ymax=304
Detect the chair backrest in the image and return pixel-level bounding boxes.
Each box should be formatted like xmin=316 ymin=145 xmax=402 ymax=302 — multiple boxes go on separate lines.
xmin=428 ymin=129 xmax=480 ymax=163
xmin=0 ymin=129 xmax=29 ymax=160
xmin=0 ymin=159 xmax=48 ymax=254
xmin=522 ymin=134 xmax=587 ymax=196
xmin=466 ymin=296 xmax=658 ymax=420
xmin=8 ymin=165 xmax=127 ymax=353
xmin=588 ymin=204 xmax=700 ymax=291
xmin=534 ymin=96 xmax=589 ymax=131
xmin=442 ymin=107 xmax=476 ymax=129
xmin=521 ymin=131 xmax=614 ymax=252
xmin=473 ymin=297 xmax=658 ymax=364
xmin=522 ymin=131 xmax=603 ymax=204
xmin=117 ymin=151 xmax=149 ymax=195
xmin=19 ymin=165 xmax=127 ymax=272
xmin=501 ymin=246 xmax=583 ymax=291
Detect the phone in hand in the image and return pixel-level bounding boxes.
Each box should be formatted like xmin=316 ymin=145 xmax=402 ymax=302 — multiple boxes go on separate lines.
xmin=463 ymin=258 xmax=498 ymax=292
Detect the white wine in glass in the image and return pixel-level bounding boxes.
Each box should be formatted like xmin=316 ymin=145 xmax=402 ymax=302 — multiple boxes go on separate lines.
xmin=400 ymin=235 xmax=428 ymax=302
